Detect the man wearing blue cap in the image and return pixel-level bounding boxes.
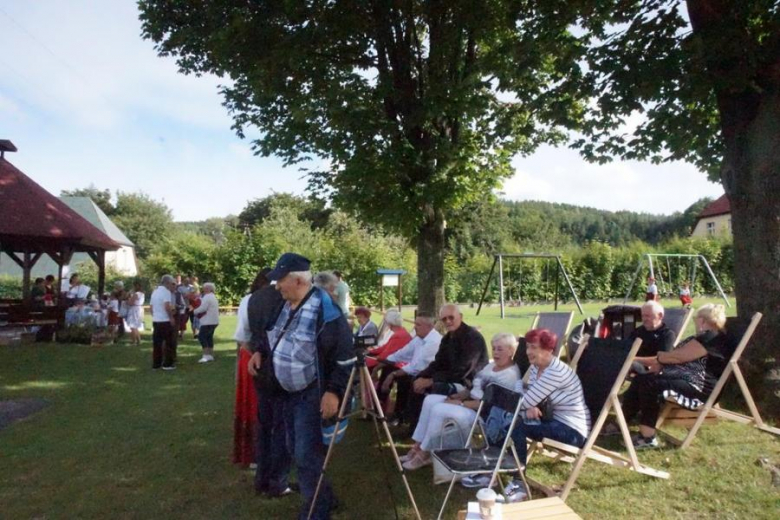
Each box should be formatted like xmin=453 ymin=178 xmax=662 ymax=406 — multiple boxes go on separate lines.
xmin=253 ymin=252 xmax=355 ymax=519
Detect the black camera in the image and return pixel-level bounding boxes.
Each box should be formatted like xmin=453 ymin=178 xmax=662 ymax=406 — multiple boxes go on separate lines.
xmin=353 ymin=334 xmax=377 ymax=350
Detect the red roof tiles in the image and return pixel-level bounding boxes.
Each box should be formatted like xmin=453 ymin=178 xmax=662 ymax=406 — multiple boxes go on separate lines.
xmin=698 ymin=194 xmax=731 ymax=219
xmin=0 ymin=158 xmax=119 ymax=250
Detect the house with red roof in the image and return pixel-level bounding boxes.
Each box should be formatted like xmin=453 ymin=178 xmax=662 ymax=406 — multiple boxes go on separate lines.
xmin=692 ymin=194 xmax=732 ymax=238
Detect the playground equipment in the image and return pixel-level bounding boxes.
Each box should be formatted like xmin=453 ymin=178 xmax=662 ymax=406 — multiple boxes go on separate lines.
xmin=623 ymin=253 xmax=730 ymax=307
xmin=476 ymin=253 xmax=583 ymax=318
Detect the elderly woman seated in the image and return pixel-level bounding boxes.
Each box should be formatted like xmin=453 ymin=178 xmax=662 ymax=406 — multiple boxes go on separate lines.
xmin=461 ymin=329 xmax=591 ymax=498
xmin=366 ymin=309 xmax=411 ymax=371
xmin=400 ymin=332 xmax=521 ymax=471
xmin=354 ymin=306 xmax=379 ymax=338
xmin=623 ymin=303 xmax=729 ymax=449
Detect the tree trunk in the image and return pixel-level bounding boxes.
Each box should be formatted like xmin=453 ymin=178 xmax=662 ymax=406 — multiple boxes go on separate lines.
xmin=720 ymin=89 xmax=780 ymax=416
xmin=416 ymin=209 xmax=446 ymax=317
xmin=687 ymin=0 xmax=780 ymax=417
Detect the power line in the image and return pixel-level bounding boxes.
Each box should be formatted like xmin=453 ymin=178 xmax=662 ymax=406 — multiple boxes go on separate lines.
xmin=0 ymin=5 xmax=114 ymax=107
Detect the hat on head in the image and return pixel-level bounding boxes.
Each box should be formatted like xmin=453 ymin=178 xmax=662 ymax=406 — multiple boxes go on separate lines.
xmin=267 ymin=252 xmax=311 ymax=281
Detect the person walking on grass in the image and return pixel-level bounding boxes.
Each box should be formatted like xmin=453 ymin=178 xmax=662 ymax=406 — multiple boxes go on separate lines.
xmin=193 ymin=282 xmax=220 ymax=363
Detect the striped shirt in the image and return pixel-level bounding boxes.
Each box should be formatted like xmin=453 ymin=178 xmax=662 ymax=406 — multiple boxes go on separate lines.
xmin=519 ymin=357 xmax=591 ymax=439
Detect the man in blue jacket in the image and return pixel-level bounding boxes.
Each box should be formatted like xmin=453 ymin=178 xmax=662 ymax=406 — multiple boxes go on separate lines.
xmin=264 ymin=253 xmax=355 ymax=519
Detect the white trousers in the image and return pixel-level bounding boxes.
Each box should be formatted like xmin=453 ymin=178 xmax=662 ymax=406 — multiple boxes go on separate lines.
xmin=412 ymin=394 xmax=477 ymax=451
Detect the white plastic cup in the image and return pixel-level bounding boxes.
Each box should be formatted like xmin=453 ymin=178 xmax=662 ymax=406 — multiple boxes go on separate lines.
xmin=476 ymin=487 xmax=497 ymax=519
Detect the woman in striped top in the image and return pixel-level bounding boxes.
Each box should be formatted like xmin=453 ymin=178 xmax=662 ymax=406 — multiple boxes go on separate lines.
xmin=510 ymin=328 xmax=591 ymax=466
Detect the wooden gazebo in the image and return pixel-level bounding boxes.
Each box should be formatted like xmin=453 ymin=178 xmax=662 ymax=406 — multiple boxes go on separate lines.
xmin=0 ymin=141 xmax=119 ymax=307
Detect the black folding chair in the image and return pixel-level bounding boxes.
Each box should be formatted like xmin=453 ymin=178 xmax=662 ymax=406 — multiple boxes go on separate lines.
xmin=431 ymin=383 xmax=531 ymax=519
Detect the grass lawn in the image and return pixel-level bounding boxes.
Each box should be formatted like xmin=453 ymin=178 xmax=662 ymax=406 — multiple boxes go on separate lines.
xmin=2 ymin=297 xmax=779 ymax=519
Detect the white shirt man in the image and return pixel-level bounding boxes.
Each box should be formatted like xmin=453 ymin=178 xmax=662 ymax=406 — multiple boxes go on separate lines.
xmin=387 ymin=326 xmax=442 ymax=376
xmin=149 ymin=275 xmax=177 ymax=370
xmin=150 ymin=284 xmax=174 ymax=323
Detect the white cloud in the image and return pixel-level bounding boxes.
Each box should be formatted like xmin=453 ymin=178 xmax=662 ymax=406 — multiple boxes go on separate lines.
xmin=506 ymin=145 xmax=724 ymax=214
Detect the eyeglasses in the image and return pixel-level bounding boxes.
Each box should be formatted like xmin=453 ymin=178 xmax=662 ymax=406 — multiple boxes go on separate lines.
xmin=440 ymin=315 xmax=456 ymax=322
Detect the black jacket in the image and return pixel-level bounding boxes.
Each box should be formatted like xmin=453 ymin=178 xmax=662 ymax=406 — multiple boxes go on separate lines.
xmin=248 ymin=284 xmax=284 ymax=355
xmin=418 ymin=322 xmax=488 ymax=385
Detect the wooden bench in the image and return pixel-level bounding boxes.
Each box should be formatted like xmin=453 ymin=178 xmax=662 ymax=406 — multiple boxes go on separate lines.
xmin=458 ymin=497 xmax=582 ymax=519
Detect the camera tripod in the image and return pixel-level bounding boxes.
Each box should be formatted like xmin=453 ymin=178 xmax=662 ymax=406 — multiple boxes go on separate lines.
xmin=308 ymin=348 xmax=422 ymax=520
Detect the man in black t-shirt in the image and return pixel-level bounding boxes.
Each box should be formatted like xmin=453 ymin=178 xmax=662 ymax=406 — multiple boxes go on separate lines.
xmin=620 ymin=301 xmax=675 ymax=430
xmin=629 ymin=301 xmax=675 ymax=357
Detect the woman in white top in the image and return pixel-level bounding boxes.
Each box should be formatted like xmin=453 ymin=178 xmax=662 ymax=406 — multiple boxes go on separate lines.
xmin=401 ymin=333 xmax=521 ymax=471
xmin=125 ymin=281 xmax=145 ymax=345
xmin=193 ymin=282 xmax=220 ymax=363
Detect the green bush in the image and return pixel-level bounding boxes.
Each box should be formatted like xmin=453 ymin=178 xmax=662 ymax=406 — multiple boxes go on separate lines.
xmin=0 ymin=275 xmax=22 ymax=299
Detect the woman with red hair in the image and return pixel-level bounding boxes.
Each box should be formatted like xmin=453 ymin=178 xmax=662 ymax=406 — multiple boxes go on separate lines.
xmin=491 ymin=328 xmax=591 ymax=501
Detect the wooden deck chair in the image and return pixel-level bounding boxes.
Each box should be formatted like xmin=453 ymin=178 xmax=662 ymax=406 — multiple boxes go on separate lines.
xmin=655 ymin=312 xmax=780 ymax=449
xmin=432 ymin=384 xmax=532 ymax=520
xmin=662 ymin=307 xmax=693 ymax=345
xmin=526 ymin=337 xmax=670 ymax=501
xmin=530 ymin=311 xmax=575 ymax=359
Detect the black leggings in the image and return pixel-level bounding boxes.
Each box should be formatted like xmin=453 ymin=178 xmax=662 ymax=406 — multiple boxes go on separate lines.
xmin=622 ymin=373 xmax=706 ymax=429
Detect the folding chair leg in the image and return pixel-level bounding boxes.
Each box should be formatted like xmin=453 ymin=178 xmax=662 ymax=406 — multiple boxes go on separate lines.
xmin=437 ymin=475 xmax=458 ymax=520
xmin=511 ymin=445 xmax=532 ymax=501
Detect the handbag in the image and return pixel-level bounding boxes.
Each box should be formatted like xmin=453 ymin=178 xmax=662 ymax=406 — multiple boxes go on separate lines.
xmin=538 ymin=397 xmax=555 ymax=422
xmin=432 ymin=419 xmax=468 ymax=485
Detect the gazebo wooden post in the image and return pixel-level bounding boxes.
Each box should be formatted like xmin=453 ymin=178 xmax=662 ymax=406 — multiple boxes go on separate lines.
xmin=86 ymin=249 xmax=107 ymax=296
xmin=96 ymin=250 xmax=106 ymax=296
xmin=22 ymin=250 xmax=32 ymax=304
xmin=58 ymin=248 xmax=73 ymax=306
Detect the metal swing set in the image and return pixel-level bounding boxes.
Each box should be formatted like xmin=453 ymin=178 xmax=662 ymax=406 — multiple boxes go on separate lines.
xmin=623 ymin=253 xmax=731 ymax=307
xmin=476 ymin=253 xmax=584 ymax=318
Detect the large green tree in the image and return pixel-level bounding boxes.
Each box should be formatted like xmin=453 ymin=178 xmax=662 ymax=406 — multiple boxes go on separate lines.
xmin=571 ymin=1 xmax=779 ymax=409
xmin=112 ymin=192 xmax=174 ymax=259
xmin=138 ymin=0 xmax=586 ymax=314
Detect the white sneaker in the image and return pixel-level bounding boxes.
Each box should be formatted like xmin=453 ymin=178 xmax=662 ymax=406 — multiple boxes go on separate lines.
xmin=206 ymin=355 xmax=215 ymax=362
xmin=162 ymin=365 xmax=177 ymax=371
xmin=402 ymin=453 xmax=432 ymax=471
xmin=198 ymin=356 xmax=209 ymax=364
xmin=400 ymin=448 xmax=419 ymax=463
xmin=503 ymin=479 xmax=528 ymax=503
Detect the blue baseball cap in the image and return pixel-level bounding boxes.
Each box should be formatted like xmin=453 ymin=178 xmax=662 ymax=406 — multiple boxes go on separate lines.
xmin=267 ymin=252 xmax=311 ymax=281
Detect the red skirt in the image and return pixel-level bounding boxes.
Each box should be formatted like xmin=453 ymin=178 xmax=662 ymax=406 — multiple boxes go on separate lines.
xmin=233 ymin=347 xmax=258 ymax=467
xmin=680 ymin=295 xmax=693 ymax=306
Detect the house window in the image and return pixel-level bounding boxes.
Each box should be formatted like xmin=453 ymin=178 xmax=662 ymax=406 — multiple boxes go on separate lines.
xmin=707 ymin=222 xmax=716 ymax=235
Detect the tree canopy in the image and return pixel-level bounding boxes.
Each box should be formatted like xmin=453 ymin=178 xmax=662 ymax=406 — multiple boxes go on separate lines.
xmin=138 ymin=0 xmax=590 ymax=313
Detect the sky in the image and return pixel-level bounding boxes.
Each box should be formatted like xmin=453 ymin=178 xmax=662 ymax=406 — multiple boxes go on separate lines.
xmin=0 ymin=1 xmax=724 ymax=222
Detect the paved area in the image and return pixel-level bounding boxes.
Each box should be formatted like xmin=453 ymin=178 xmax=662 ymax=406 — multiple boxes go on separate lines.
xmin=0 ymin=398 xmax=49 ymax=431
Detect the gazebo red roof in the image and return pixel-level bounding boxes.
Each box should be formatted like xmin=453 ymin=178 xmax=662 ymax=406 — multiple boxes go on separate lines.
xmin=0 ymin=158 xmax=119 ymax=251
xmin=698 ymin=194 xmax=731 ymax=219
